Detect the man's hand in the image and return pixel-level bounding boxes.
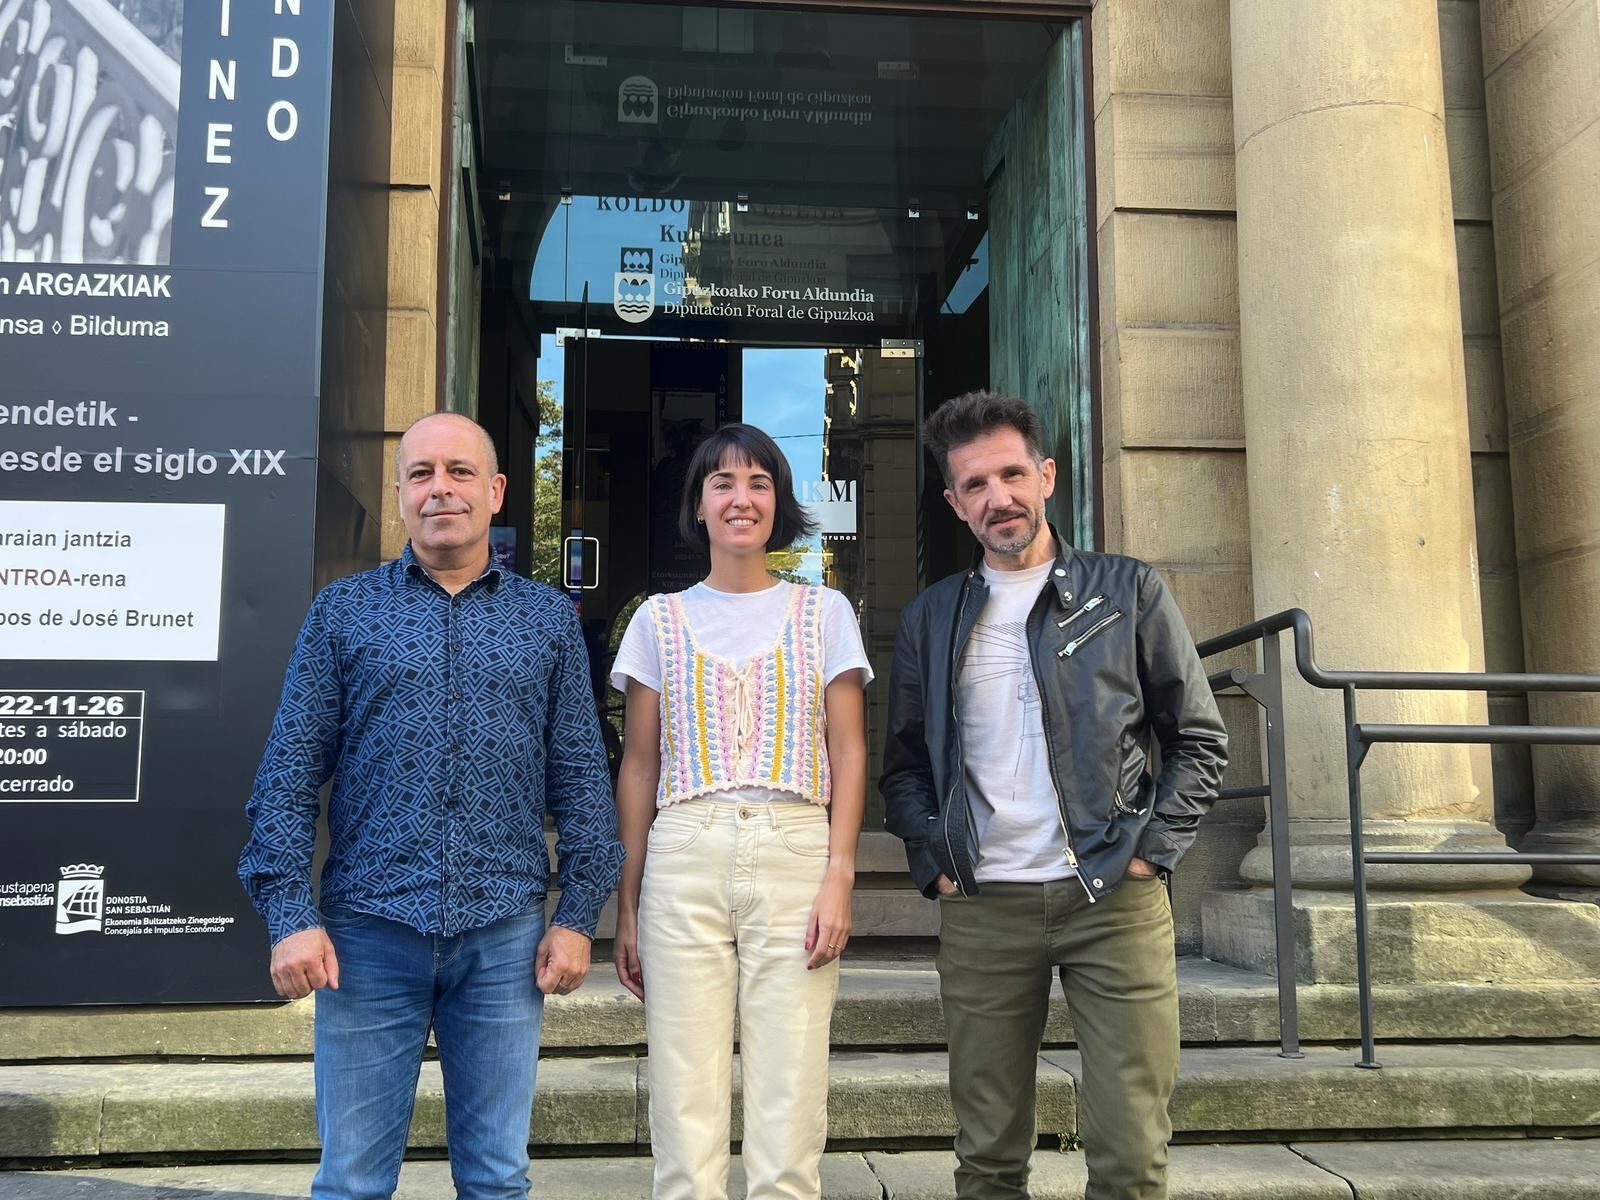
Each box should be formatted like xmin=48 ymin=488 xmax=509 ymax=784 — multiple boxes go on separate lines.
xmin=270 ymin=928 xmax=340 ymax=999
xmin=536 ymin=925 xmax=592 ymax=996
xmin=934 ymin=874 xmax=959 ymax=896
xmin=1126 ymin=857 xmax=1160 ymax=879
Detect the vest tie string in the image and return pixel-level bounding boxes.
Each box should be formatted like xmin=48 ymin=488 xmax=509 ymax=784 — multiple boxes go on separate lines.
xmin=731 ymin=664 xmax=759 ymax=770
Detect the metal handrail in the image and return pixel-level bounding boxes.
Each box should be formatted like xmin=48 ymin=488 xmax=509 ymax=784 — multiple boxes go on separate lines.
xmin=1198 ymin=617 xmax=1302 ymax=1059
xmin=1197 ymin=607 xmax=1600 ymax=1068
xmin=1197 ymin=607 xmax=1600 ymax=692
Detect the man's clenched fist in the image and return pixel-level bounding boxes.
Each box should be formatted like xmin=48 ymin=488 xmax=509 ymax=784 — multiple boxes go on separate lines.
xmin=270 ymin=927 xmax=341 ymax=999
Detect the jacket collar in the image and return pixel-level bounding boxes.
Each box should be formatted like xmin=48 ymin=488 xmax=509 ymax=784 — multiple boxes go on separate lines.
xmin=964 ymin=523 xmax=1078 ymax=607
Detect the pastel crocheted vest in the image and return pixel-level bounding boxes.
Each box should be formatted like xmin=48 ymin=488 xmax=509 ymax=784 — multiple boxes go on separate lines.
xmin=651 ymin=584 xmax=831 ymax=807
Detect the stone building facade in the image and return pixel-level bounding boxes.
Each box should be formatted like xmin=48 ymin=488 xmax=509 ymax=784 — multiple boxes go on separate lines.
xmin=366 ymin=0 xmax=1599 ymax=972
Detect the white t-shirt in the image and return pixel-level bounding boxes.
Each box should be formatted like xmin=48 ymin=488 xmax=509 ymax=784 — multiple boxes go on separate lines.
xmin=610 ymin=580 xmax=873 ymax=804
xmin=958 ymin=560 xmax=1074 ymax=882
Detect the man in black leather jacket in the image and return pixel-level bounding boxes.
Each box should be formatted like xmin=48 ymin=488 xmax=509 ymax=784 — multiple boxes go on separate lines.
xmin=881 ymin=390 xmax=1227 ymax=1200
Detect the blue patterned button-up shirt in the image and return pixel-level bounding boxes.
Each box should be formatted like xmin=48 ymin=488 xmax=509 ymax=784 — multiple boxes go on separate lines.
xmin=239 ymin=546 xmax=623 ymax=945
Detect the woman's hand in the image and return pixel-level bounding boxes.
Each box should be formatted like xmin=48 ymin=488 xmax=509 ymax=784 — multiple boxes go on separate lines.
xmin=809 ymin=671 xmax=866 ymax=971
xmin=805 ymin=864 xmax=854 ymax=970
xmin=612 ymin=679 xmax=661 ymax=1005
xmin=613 ymin=906 xmax=645 ymax=1000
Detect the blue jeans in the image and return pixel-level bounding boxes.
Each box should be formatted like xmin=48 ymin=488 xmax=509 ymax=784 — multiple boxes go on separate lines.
xmin=311 ymin=905 xmax=546 ymax=1200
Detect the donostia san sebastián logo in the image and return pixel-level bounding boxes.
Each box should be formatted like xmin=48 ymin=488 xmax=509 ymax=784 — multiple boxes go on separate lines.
xmin=618 ymin=75 xmax=659 ymax=124
xmin=614 ymin=247 xmax=656 ymax=323
xmin=55 ymin=863 xmax=106 ymax=935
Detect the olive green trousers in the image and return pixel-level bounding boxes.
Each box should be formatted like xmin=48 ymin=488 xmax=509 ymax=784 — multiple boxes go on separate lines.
xmin=935 ymin=876 xmax=1180 ymax=1200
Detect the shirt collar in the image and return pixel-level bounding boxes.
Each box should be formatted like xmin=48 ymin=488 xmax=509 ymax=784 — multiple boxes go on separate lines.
xmin=399 ymin=542 xmax=505 ymax=593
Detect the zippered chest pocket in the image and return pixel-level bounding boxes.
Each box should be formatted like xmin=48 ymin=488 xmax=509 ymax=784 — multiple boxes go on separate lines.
xmin=1057 ymin=594 xmax=1108 ymax=630
xmin=1113 ymin=784 xmax=1150 ymax=817
xmin=1057 ymin=608 xmax=1124 ymax=658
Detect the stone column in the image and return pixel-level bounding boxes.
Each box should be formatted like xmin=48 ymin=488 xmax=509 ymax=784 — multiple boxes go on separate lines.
xmin=1479 ymin=1 xmax=1600 ymax=891
xmin=1224 ymin=0 xmax=1518 ymax=889
xmin=1199 ymin=1 xmax=1600 ymax=985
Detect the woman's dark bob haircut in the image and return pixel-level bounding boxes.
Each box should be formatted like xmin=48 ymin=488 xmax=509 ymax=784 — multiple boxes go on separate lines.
xmin=678 ymin=423 xmax=819 ymax=552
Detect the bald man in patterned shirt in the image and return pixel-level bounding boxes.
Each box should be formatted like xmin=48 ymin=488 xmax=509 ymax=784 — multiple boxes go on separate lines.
xmin=240 ymin=413 xmax=623 ymax=1200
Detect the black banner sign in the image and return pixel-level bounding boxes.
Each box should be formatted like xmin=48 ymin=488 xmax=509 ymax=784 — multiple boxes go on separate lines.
xmin=0 ymin=0 xmax=336 ymax=1004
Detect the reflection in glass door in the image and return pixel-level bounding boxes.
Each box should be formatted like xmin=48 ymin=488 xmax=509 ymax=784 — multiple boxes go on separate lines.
xmin=743 ymin=346 xmax=922 ymax=797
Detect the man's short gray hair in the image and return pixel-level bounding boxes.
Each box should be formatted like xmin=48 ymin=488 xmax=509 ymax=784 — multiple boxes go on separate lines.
xmin=394 ymin=412 xmax=500 ymax=479
xmin=922 ymin=390 xmax=1045 ymax=487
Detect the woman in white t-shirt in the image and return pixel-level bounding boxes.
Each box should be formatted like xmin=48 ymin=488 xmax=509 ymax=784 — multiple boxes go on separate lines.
xmin=611 ymin=423 xmax=871 ymax=1200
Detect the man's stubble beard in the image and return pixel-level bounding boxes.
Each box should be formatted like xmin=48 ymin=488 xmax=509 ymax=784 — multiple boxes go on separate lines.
xmin=977 ymin=506 xmax=1044 ymax=558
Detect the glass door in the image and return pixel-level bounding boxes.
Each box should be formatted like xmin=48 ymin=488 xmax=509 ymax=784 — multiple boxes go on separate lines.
xmin=478 ymin=0 xmax=1094 ymax=815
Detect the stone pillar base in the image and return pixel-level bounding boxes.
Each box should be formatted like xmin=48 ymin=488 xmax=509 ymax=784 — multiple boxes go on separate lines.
xmin=1236 ymin=819 xmax=1531 ymax=892
xmin=1202 ymin=887 xmax=1600 ymax=984
xmin=1525 ymin=885 xmax=1600 ymax=908
xmin=1519 ymin=818 xmax=1600 ymax=887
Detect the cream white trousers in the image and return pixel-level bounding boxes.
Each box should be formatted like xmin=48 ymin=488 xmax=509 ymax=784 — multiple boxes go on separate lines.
xmin=638 ymin=798 xmax=841 ymax=1200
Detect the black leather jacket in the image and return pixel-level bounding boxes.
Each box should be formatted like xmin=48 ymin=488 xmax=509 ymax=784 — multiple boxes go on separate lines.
xmin=881 ymin=532 xmax=1228 ymax=901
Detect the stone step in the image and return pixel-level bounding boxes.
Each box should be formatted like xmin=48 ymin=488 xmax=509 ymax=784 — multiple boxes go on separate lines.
xmin=545 ymin=830 xmax=934 ymax=942
xmin=548 ymin=828 xmax=914 ymax=878
xmin=5 ymin=958 xmax=1598 ymax=1062
xmin=3 ymin=1140 xmax=1599 ymax=1199
xmin=577 ymin=886 xmax=937 ymax=941
xmin=1205 ymin=888 xmax=1600 ymax=984
xmin=575 ymin=829 xmax=937 ymax=942
xmin=3 ymin=1043 xmax=1599 ymax=1162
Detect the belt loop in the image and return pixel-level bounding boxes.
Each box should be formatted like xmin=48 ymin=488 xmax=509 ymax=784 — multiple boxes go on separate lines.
xmin=765 ymin=804 xmax=778 ymax=829
xmin=702 ymin=801 xmax=716 ymax=828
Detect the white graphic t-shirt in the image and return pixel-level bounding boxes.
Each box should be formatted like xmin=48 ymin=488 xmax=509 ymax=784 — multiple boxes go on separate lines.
xmin=958 ymin=560 xmax=1074 ymax=882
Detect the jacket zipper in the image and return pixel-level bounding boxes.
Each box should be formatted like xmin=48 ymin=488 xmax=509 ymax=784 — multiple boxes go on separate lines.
xmin=943 ymin=579 xmax=976 ymax=896
xmin=1056 ymin=593 xmax=1106 ymax=629
xmin=1058 ymin=609 xmax=1124 ymax=658
xmin=1029 ymin=615 xmax=1097 ymax=904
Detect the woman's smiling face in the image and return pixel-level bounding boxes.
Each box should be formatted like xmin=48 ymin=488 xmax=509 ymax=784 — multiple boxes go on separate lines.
xmin=697 ymin=453 xmax=777 ymax=554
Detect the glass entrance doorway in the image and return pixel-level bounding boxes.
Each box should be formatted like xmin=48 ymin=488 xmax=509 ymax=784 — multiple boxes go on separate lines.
xmin=470 ymin=0 xmax=1093 ymax=806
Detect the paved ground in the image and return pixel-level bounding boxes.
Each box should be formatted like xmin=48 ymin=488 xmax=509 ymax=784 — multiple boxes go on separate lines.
xmin=3 ymin=1140 xmax=1599 ymax=1199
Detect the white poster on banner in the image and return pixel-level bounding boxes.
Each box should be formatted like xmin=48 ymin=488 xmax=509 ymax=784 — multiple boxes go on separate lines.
xmin=0 ymin=501 xmax=226 ymax=661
